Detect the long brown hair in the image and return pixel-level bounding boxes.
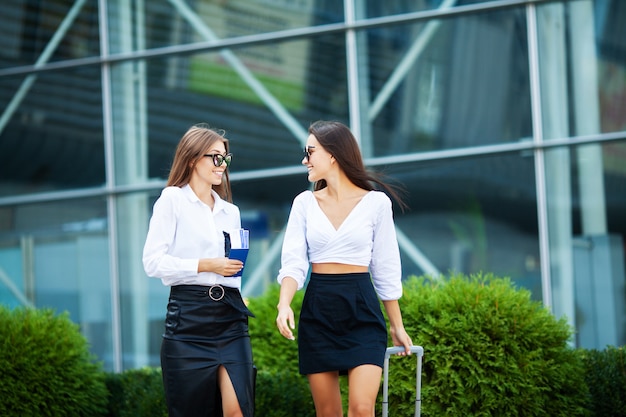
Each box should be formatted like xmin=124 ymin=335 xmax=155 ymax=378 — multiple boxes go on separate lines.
xmin=167 ymin=124 xmax=233 ymax=202
xmin=308 ymin=120 xmax=407 ymax=211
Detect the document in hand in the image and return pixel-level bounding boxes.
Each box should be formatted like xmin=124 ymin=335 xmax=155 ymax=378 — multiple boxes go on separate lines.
xmin=224 ymin=229 xmax=249 ymax=277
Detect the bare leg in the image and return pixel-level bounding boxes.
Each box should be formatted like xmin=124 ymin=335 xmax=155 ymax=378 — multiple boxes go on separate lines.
xmin=347 ymin=365 xmax=382 ymax=417
xmin=308 ymin=371 xmax=343 ymax=417
xmin=219 ymin=365 xmax=243 ymax=417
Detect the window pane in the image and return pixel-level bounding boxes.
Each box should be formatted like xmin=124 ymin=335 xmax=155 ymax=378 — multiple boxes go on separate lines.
xmin=538 ymin=0 xmax=626 ymax=140
xmin=0 ymin=0 xmax=100 ymax=70
xmin=364 ymin=7 xmax=531 ymax=156
xmin=361 ymin=0 xmax=506 ymax=19
xmin=108 ymin=0 xmax=343 ymax=54
xmin=0 ymin=197 xmax=113 ymax=369
xmin=0 ymin=67 xmax=104 ymax=197
xmin=117 ymin=191 xmax=168 ymax=368
xmin=546 ymin=140 xmax=626 ymax=349
xmin=385 ymin=152 xmax=540 ymax=297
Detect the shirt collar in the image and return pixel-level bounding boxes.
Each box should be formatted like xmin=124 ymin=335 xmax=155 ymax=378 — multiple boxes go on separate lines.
xmin=181 ymin=184 xmax=231 ymax=214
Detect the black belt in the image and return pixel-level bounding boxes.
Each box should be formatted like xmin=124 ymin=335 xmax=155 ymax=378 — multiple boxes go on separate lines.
xmin=170 ymin=285 xmax=255 ymax=317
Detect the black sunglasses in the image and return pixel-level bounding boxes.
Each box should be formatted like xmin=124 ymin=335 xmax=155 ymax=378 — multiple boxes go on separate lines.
xmin=303 ymin=146 xmax=315 ymax=162
xmin=204 ymin=153 xmax=232 ymax=167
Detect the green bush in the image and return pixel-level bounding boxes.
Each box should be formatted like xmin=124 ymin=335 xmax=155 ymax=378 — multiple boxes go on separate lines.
xmin=0 ymin=306 xmax=108 ymax=417
xmin=255 ymin=369 xmax=315 ymax=417
xmin=392 ymin=273 xmax=590 ymax=417
xmin=582 ymin=345 xmax=626 ymax=416
xmin=248 ymin=283 xmax=304 ymax=373
xmin=248 ymin=284 xmax=315 ymax=415
xmin=105 ymin=367 xmax=167 ymax=417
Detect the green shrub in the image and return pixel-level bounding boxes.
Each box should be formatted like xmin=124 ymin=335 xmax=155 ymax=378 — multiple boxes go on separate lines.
xmin=101 ymin=274 xmax=621 ymax=417
xmin=582 ymin=345 xmax=626 ymax=416
xmin=255 ymin=369 xmax=315 ymax=417
xmin=0 ymin=306 xmax=108 ymax=417
xmin=248 ymin=283 xmax=304 ymax=373
xmin=391 ymin=273 xmax=590 ymax=417
xmin=248 ymin=284 xmax=315 ymax=415
xmin=105 ymin=367 xmax=167 ymax=417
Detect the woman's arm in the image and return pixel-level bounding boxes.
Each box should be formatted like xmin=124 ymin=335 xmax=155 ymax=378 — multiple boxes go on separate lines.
xmin=276 ymin=276 xmax=299 ymax=340
xmin=198 ymin=257 xmax=243 ymax=277
xmin=382 ymin=299 xmax=413 ymax=355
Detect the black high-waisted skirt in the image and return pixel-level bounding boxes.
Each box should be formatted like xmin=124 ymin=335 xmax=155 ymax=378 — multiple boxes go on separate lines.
xmin=160 ymin=284 xmax=255 ymax=417
xmin=298 ymin=272 xmax=387 ymax=375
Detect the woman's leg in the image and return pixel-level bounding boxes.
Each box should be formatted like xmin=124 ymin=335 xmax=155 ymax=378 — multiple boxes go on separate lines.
xmin=346 ymin=365 xmax=383 ymax=417
xmin=308 ymin=371 xmax=343 ymax=417
xmin=219 ymin=365 xmax=243 ymax=417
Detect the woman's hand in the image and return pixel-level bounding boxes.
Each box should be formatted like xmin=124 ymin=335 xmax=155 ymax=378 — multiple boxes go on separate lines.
xmin=199 ymin=257 xmax=243 ymax=277
xmin=390 ymin=325 xmax=413 ymax=356
xmin=276 ymin=304 xmax=296 ymax=340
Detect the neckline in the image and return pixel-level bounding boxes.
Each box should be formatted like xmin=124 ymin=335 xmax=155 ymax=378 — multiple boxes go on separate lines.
xmin=311 ymin=190 xmax=372 ymax=232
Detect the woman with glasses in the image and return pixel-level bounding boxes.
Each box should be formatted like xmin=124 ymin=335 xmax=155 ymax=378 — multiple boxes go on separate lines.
xmin=143 ymin=124 xmax=254 ymax=417
xmin=275 ymin=120 xmax=413 ymax=417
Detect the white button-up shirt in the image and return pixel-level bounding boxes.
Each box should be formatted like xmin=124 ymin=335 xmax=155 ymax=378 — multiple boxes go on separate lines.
xmin=143 ymin=184 xmax=242 ymax=289
xmin=277 ymin=190 xmax=403 ymax=300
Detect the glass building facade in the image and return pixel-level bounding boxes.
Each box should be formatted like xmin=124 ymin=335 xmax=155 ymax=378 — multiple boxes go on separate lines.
xmin=0 ymin=0 xmax=624 ymax=372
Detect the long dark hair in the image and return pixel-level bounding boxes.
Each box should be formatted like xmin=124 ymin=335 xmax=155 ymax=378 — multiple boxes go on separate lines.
xmin=167 ymin=124 xmax=233 ymax=202
xmin=308 ymin=120 xmax=407 ymax=211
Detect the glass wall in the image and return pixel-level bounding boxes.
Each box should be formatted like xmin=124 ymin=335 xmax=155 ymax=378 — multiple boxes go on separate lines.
xmin=0 ymin=0 xmax=624 ymax=371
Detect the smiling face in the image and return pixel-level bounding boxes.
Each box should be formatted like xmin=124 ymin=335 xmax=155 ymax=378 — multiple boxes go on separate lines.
xmin=302 ymin=134 xmax=333 ymax=183
xmin=193 ymin=140 xmax=228 ymax=187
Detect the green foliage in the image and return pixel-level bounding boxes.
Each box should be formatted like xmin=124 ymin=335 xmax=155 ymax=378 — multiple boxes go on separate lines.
xmin=248 ymin=284 xmax=316 ymax=415
xmin=105 ymin=367 xmax=167 ymax=417
xmin=255 ymin=369 xmax=315 ymax=417
xmin=0 ymin=306 xmax=108 ymax=417
xmin=582 ymin=345 xmax=626 ymax=416
xmin=392 ymin=273 xmax=590 ymax=417
xmin=248 ymin=283 xmax=304 ymax=372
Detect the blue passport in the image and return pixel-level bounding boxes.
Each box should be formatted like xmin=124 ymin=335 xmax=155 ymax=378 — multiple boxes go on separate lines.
xmin=228 ymin=248 xmax=249 ymax=278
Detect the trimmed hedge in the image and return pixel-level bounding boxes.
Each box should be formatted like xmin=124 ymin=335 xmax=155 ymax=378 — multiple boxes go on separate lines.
xmin=394 ymin=273 xmax=590 ymax=416
xmin=4 ymin=273 xmax=619 ymax=416
xmin=105 ymin=367 xmax=167 ymax=417
xmin=0 ymin=306 xmax=108 ymax=417
xmin=255 ymin=369 xmax=315 ymax=417
xmin=583 ymin=345 xmax=626 ymax=416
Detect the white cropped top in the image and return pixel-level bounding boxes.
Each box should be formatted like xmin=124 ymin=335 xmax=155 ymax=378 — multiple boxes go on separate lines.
xmin=277 ymin=190 xmax=403 ymax=300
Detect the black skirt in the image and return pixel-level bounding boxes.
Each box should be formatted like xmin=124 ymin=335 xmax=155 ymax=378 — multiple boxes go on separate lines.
xmin=160 ymin=285 xmax=255 ymax=417
xmin=298 ymin=272 xmax=387 ymax=375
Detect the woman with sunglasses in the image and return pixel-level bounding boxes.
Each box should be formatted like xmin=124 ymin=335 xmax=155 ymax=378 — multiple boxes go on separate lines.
xmin=275 ymin=120 xmax=413 ymax=417
xmin=143 ymin=124 xmax=254 ymax=417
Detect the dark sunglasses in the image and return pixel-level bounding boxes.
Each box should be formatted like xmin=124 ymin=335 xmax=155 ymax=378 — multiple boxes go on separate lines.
xmin=204 ymin=153 xmax=232 ymax=167
xmin=303 ymin=146 xmax=315 ymax=162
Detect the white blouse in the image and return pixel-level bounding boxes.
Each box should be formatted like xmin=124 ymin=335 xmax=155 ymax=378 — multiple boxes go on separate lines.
xmin=277 ymin=190 xmax=403 ymax=300
xmin=143 ymin=184 xmax=242 ymax=289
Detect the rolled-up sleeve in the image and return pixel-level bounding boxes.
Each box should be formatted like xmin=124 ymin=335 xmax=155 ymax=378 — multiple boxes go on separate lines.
xmin=369 ymin=196 xmax=403 ymax=300
xmin=277 ymin=194 xmax=310 ymax=289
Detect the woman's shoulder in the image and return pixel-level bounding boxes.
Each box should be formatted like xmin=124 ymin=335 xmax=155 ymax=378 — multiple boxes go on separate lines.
xmin=155 ymin=186 xmax=183 ymax=203
xmin=293 ymin=189 xmax=314 ymax=203
xmin=160 ymin=185 xmax=183 ymax=196
xmin=366 ymin=190 xmax=392 ymax=205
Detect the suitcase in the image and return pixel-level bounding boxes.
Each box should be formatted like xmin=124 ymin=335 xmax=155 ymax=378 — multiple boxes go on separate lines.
xmin=382 ymin=345 xmax=424 ymax=417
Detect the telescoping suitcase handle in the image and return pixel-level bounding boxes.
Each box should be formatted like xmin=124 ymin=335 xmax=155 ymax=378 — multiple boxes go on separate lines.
xmin=382 ymin=345 xmax=424 ymax=417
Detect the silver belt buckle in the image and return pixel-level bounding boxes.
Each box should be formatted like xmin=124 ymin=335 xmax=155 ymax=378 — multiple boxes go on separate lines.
xmin=208 ymin=284 xmax=225 ymax=301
